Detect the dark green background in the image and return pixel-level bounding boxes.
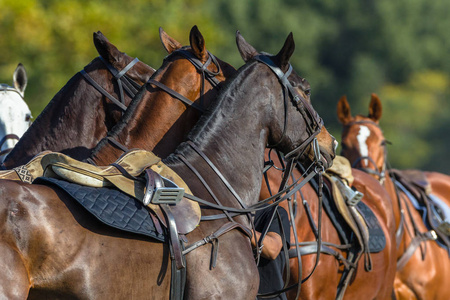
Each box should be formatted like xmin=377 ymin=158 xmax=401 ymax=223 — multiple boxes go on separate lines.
xmin=1 ymin=0 xmax=449 ymax=173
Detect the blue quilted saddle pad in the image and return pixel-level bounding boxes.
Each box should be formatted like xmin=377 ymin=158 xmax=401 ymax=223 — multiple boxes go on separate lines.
xmin=34 ymin=177 xmax=165 ymax=241
xmin=356 ymin=201 xmax=386 ymax=253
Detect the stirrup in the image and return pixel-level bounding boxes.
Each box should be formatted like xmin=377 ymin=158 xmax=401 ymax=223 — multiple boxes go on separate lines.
xmin=151 ymin=177 xmax=185 ymax=205
xmin=335 ymin=178 xmax=363 ymax=206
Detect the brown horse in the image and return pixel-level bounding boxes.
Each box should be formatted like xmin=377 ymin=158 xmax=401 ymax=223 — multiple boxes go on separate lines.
xmin=1 ymin=31 xmax=154 ymax=169
xmin=0 ymin=31 xmax=336 ymax=299
xmin=337 ymin=94 xmax=450 ymax=299
xmin=87 ymin=26 xmax=236 ymax=166
xmin=260 ymin=153 xmax=397 ymax=299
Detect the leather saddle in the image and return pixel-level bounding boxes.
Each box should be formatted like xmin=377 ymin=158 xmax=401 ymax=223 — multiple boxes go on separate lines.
xmin=0 ymin=151 xmax=52 ymax=183
xmin=390 ymin=169 xmax=450 ymax=240
xmin=38 ymin=150 xmax=201 ymax=235
xmin=324 ymin=155 xmax=376 ymax=270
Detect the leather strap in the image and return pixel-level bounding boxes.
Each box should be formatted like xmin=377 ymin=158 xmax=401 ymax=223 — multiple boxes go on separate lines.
xmin=397 ymin=230 xmax=436 ymax=270
xmin=147 ymin=79 xmax=205 ymax=113
xmin=160 ymin=204 xmax=185 ymax=270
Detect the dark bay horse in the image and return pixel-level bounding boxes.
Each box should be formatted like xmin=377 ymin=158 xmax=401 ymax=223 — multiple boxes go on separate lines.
xmin=337 ymin=94 xmax=450 ymax=299
xmin=87 ymin=26 xmax=236 ymax=166
xmin=0 ymin=31 xmax=336 ymax=299
xmin=1 ymin=32 xmax=154 ymax=169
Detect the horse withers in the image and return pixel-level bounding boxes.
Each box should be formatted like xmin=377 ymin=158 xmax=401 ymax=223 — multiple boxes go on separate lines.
xmin=0 ymin=30 xmax=335 ymax=299
xmin=338 ymin=94 xmax=450 ymax=300
xmin=0 ymin=63 xmax=31 ymax=163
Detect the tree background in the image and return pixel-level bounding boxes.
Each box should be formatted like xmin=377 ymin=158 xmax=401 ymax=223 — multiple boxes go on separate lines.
xmin=1 ymin=0 xmax=449 ymax=173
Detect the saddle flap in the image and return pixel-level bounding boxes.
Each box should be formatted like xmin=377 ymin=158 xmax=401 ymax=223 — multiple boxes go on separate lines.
xmin=40 ymin=150 xmax=201 ymax=235
xmin=326 ymin=155 xmax=354 ymax=186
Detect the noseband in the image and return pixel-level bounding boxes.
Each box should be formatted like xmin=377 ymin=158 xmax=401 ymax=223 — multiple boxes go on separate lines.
xmin=80 ymin=56 xmax=144 ymax=113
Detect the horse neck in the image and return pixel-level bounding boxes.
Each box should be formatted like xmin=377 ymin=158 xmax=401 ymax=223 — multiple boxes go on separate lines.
xmin=164 ymin=65 xmax=275 ymax=211
xmin=89 ymin=63 xmax=220 ymax=166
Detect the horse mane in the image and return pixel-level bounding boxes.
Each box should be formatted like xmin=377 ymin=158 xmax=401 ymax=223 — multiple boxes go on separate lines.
xmin=164 ymin=60 xmax=258 ymax=164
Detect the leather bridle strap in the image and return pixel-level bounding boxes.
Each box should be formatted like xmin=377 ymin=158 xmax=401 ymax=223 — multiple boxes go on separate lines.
xmin=0 ymin=85 xmax=24 ymax=99
xmin=148 ymin=48 xmax=222 ymax=113
xmin=80 ymin=56 xmax=142 ymax=112
xmin=0 ymin=134 xmax=20 ymax=157
xmin=147 ymin=79 xmax=205 ymax=113
xmin=253 ymin=55 xmax=323 ymax=156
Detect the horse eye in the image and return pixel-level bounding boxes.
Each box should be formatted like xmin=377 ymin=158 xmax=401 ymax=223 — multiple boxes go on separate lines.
xmin=25 ymin=114 xmax=31 ymax=122
xmin=304 ymin=89 xmax=311 ymax=96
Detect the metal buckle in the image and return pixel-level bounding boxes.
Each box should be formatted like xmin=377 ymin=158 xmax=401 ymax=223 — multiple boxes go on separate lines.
xmin=150 ymin=177 xmax=185 ymax=205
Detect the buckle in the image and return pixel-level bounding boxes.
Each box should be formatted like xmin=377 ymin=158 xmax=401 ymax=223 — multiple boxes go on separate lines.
xmin=150 ymin=178 xmax=185 ymax=205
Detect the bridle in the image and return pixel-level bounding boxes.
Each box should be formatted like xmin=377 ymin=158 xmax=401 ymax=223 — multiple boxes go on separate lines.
xmin=174 ymin=54 xmax=326 ymax=299
xmin=253 ymin=54 xmax=324 ymax=159
xmin=0 ymin=84 xmax=31 ymax=163
xmin=80 ymin=56 xmax=144 ymax=113
xmin=87 ymin=47 xmax=223 ymax=162
xmin=343 ymin=120 xmax=389 ymax=183
xmin=147 ymin=46 xmax=222 ymax=113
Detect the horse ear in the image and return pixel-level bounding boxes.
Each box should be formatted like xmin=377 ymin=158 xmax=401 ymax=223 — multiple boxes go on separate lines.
xmin=159 ymin=27 xmax=182 ymax=54
xmin=274 ymin=33 xmax=295 ymax=72
xmin=368 ymin=93 xmax=382 ymax=122
xmin=189 ymin=25 xmax=208 ymax=63
xmin=93 ymin=31 xmax=122 ymax=63
xmin=337 ymin=95 xmax=352 ymax=124
xmin=13 ymin=63 xmax=27 ymax=97
xmin=236 ymin=30 xmax=259 ymax=62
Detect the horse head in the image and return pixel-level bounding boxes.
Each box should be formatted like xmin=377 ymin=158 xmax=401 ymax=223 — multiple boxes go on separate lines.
xmin=2 ymin=33 xmax=155 ymax=169
xmin=337 ymin=93 xmax=387 ymax=179
xmin=236 ymin=31 xmax=336 ymax=169
xmin=0 ymin=63 xmax=32 ymax=163
xmin=88 ymin=26 xmax=237 ymax=165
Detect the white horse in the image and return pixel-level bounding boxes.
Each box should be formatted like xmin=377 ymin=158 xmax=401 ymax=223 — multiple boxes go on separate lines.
xmin=0 ymin=63 xmax=32 ymax=163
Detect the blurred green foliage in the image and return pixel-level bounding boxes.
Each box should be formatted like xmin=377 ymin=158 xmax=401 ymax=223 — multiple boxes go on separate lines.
xmin=0 ymin=0 xmax=449 ymax=173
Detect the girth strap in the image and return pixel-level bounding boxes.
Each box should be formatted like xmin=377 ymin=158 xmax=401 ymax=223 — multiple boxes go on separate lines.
xmin=397 ymin=230 xmax=437 ymax=270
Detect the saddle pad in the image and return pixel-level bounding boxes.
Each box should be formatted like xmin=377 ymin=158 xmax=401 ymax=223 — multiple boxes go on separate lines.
xmin=320 ymin=177 xmax=385 ymax=253
xmin=34 ymin=177 xmax=165 ymax=241
xmin=356 ymin=201 xmax=386 ymax=253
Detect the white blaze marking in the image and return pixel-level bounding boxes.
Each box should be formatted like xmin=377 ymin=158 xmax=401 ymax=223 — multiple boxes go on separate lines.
xmin=357 ymin=126 xmax=370 ymax=165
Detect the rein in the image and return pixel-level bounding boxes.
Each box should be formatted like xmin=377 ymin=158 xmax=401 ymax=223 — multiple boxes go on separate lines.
xmin=80 ymin=56 xmax=143 ymax=112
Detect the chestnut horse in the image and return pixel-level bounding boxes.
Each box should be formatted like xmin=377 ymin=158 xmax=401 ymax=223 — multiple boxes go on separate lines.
xmin=87 ymin=26 xmax=236 ymax=166
xmin=260 ymin=153 xmax=397 ymax=299
xmin=1 ymin=31 xmax=154 ymax=169
xmin=337 ymin=94 xmax=450 ymax=299
xmin=0 ymin=31 xmax=336 ymax=299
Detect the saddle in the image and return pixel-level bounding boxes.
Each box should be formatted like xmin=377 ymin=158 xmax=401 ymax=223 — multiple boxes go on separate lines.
xmin=390 ymin=169 xmax=450 ymax=242
xmin=0 ymin=151 xmax=51 ymax=183
xmin=324 ymin=156 xmax=384 ymax=270
xmin=40 ymin=150 xmax=201 ymax=235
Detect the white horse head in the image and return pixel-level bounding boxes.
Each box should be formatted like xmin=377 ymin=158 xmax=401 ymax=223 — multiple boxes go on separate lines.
xmin=0 ymin=63 xmax=32 ymax=163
